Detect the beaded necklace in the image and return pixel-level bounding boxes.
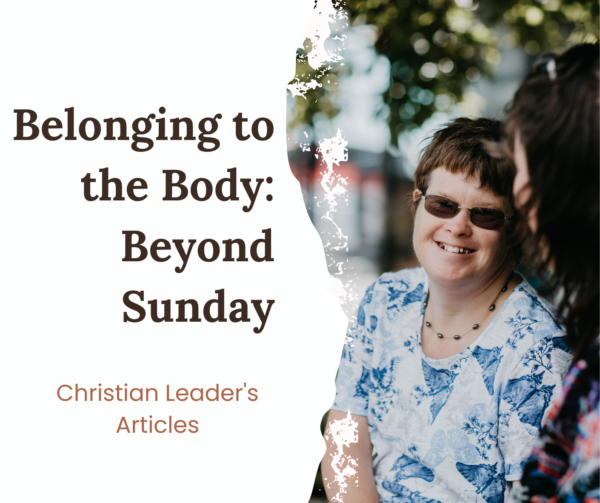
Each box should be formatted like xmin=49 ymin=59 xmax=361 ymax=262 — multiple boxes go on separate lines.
xmin=424 ymin=272 xmax=512 ymax=340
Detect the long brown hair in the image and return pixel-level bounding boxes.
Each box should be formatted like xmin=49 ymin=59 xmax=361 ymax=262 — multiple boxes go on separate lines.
xmin=502 ymin=43 xmax=599 ymax=359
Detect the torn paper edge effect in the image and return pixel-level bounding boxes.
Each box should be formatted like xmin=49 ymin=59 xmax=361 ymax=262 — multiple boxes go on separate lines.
xmin=323 ymin=410 xmax=360 ymax=502
xmin=287 ymin=0 xmax=357 ymax=313
xmin=319 ymin=129 xmax=355 ymax=309
xmin=287 ymin=0 xmax=346 ymax=99
xmin=287 ymin=2 xmax=360 ymax=502
xmin=304 ymin=0 xmax=345 ymax=70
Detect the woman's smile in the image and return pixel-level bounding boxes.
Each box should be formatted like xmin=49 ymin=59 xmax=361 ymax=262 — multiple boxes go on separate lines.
xmin=434 ymin=240 xmax=476 ymax=255
xmin=413 ymin=168 xmax=514 ymax=288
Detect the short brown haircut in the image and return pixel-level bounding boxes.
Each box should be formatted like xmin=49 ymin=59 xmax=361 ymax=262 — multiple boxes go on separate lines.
xmin=412 ymin=117 xmax=522 ymax=259
xmin=413 ymin=117 xmax=515 ymax=207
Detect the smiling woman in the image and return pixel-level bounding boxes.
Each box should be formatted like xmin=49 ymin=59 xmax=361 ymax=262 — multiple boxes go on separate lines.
xmin=322 ymin=118 xmax=573 ymax=503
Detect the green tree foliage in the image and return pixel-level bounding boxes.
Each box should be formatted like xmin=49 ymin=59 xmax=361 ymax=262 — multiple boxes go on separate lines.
xmin=288 ymin=0 xmax=598 ymax=145
xmin=288 ymin=37 xmax=345 ymax=131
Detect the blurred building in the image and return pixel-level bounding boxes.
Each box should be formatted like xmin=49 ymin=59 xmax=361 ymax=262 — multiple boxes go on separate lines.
xmin=289 ymin=146 xmax=419 ymax=308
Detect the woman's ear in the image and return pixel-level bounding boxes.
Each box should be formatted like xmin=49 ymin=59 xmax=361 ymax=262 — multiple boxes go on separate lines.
xmin=413 ymin=189 xmax=422 ymax=202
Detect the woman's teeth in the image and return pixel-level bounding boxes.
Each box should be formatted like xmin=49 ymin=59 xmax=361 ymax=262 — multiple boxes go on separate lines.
xmin=437 ymin=242 xmax=474 ymax=254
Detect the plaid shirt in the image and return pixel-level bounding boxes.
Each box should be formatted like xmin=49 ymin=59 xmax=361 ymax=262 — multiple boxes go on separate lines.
xmin=514 ymin=337 xmax=599 ymax=503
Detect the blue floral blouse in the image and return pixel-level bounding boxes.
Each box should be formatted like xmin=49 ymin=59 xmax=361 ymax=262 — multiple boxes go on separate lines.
xmin=332 ymin=267 xmax=572 ymax=503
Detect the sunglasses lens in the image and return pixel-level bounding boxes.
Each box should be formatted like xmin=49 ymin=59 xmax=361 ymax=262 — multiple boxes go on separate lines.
xmin=424 ymin=196 xmax=457 ymax=219
xmin=470 ymin=208 xmax=505 ymax=230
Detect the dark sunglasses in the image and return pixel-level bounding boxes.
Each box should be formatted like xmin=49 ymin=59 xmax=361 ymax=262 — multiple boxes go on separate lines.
xmin=421 ymin=193 xmax=514 ymax=230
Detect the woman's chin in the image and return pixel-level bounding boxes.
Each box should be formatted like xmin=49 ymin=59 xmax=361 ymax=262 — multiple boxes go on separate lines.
xmin=422 ymin=247 xmax=481 ymax=284
xmin=429 ymin=267 xmax=473 ymax=285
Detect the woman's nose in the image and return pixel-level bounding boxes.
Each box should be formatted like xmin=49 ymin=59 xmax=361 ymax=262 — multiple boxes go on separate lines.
xmin=445 ymin=208 xmax=473 ymax=236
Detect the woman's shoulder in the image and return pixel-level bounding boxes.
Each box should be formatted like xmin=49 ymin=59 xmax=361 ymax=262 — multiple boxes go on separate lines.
xmin=496 ymin=275 xmax=569 ymax=358
xmin=371 ymin=266 xmax=427 ymax=291
xmin=364 ymin=267 xmax=427 ymax=305
xmin=506 ymin=277 xmax=563 ymax=332
xmin=357 ymin=267 xmax=427 ymax=321
xmin=515 ymin=277 xmax=560 ymax=315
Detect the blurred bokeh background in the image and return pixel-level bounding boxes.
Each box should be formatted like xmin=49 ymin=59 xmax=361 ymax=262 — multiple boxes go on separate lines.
xmin=285 ymin=1 xmax=598 ymax=500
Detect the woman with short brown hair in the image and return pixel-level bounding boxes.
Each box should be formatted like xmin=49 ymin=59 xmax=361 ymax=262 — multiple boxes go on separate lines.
xmin=323 ymin=118 xmax=572 ymax=503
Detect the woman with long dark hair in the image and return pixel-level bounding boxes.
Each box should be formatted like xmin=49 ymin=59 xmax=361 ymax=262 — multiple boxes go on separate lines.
xmin=501 ymin=43 xmax=599 ymax=502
